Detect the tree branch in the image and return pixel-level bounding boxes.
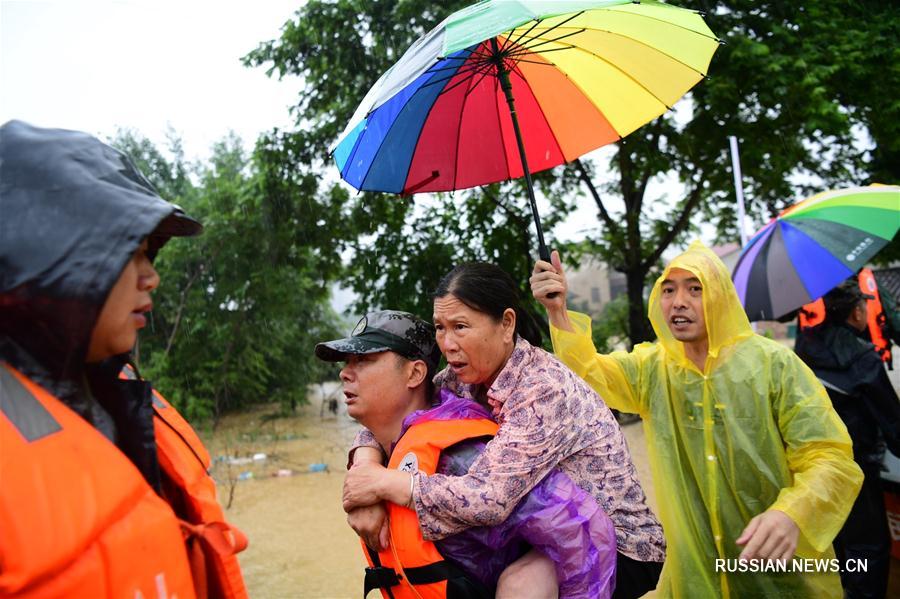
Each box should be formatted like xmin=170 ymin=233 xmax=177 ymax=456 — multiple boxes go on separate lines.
xmin=617 ymin=147 xmax=635 ymax=212
xmin=575 ymin=158 xmax=620 ymax=236
xmin=481 ymin=186 xmax=529 ymax=227
xmin=636 ymin=123 xmax=663 ymax=209
xmin=163 ymin=265 xmax=202 ymax=357
xmin=481 ymin=187 xmax=533 ymax=260
xmin=641 ymin=181 xmax=705 ymax=271
xmin=163 ymin=244 xmax=225 ymax=358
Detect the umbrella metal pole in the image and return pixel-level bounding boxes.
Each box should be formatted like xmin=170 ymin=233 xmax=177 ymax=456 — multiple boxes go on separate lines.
xmin=492 ymin=38 xmax=551 ymax=263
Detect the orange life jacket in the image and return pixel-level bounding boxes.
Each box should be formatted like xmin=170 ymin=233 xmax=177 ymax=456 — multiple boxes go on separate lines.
xmin=362 ymin=417 xmax=498 ymax=599
xmin=857 ymin=268 xmax=891 ymax=363
xmin=799 ymin=269 xmax=891 ymax=363
xmin=0 ymin=363 xmax=197 ymax=599
xmin=120 ymin=365 xmax=249 ymax=599
xmin=798 ymin=298 xmax=825 ymax=330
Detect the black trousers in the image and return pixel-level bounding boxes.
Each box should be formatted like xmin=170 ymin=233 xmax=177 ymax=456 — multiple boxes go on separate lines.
xmin=832 ymin=467 xmax=891 ymax=599
xmin=612 ymin=552 xmax=664 ymax=599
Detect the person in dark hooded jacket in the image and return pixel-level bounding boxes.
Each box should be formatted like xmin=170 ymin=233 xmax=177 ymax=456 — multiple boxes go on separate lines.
xmin=0 ymin=120 xmax=246 ymax=598
xmin=795 ymin=279 xmax=900 ymax=599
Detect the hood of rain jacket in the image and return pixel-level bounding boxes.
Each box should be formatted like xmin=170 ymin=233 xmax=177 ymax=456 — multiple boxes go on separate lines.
xmin=0 ymin=121 xmax=201 ymax=485
xmin=647 ymin=240 xmax=755 ymax=369
xmin=794 ymin=323 xmax=878 ymax=387
xmin=0 ymin=120 xmax=200 ymax=380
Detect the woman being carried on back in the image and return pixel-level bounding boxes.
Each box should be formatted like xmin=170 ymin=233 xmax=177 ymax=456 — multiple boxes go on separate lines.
xmin=343 ymin=262 xmax=665 ymax=599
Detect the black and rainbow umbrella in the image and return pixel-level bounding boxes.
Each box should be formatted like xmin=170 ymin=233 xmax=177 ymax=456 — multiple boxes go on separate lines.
xmin=733 ymin=185 xmax=900 ymax=321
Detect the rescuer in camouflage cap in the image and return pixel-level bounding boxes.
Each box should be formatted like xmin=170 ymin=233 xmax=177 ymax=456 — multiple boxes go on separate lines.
xmin=315 ymin=310 xmax=441 ymax=373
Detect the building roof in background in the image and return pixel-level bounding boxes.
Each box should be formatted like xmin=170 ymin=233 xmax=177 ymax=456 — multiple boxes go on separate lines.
xmin=711 ymin=242 xmax=741 ymax=258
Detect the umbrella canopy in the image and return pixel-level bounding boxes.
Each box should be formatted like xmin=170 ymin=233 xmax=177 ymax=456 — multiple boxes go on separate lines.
xmin=331 ymin=0 xmax=719 ymax=258
xmin=732 ymin=185 xmax=900 ymax=321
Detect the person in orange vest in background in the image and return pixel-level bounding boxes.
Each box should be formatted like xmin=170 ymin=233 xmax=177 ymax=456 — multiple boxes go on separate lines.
xmin=800 ymin=268 xmax=896 ymax=368
xmin=0 ymin=121 xmax=247 ymax=599
xmin=795 ymin=281 xmax=900 ymax=599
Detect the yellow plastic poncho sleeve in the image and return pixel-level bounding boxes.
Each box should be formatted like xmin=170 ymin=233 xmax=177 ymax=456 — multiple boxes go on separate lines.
xmin=550 ymin=311 xmax=652 ymax=418
xmin=548 ymin=241 xmax=863 ymax=598
xmin=764 ymin=352 xmax=864 ymax=552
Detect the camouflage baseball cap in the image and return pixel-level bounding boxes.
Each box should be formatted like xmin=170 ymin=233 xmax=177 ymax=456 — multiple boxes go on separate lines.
xmin=315 ymin=310 xmax=441 ymax=371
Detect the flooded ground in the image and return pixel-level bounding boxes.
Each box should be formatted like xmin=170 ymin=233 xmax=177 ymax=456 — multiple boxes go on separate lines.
xmin=203 ymin=383 xmax=367 ymax=598
xmin=204 ymin=383 xmax=899 ymax=598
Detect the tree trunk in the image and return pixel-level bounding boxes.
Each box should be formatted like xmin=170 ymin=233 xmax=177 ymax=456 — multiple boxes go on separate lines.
xmin=625 ymin=268 xmax=654 ymax=348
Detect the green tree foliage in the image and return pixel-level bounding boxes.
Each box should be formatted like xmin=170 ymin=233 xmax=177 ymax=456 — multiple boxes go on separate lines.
xmin=590 ymin=295 xmax=630 ymax=355
xmin=693 ymin=0 xmax=900 ymax=267
xmin=692 ymin=1 xmax=899 ymax=228
xmin=246 ymin=0 xmax=898 ymax=347
xmin=113 ymin=130 xmax=342 ymax=422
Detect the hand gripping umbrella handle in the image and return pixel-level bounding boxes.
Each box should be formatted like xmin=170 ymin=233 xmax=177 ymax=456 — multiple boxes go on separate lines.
xmin=537 ymin=243 xmax=559 ymax=300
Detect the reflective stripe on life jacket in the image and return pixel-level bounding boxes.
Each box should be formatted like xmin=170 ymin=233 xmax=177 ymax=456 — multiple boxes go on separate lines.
xmin=0 ymin=363 xmax=197 ymax=598
xmin=363 ymin=417 xmax=498 ymax=599
xmin=858 ymin=268 xmax=891 ymax=363
xmin=120 ymin=365 xmax=249 ymax=599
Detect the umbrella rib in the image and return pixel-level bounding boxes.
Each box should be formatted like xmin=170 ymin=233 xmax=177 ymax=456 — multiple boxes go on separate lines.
xmin=495 ymin=31 xmax=514 ymax=55
xmin=602 ymin=8 xmax=721 ymax=43
xmin=418 ymin=61 xmax=485 ymax=92
xmin=507 ymin=57 xmax=569 ymax=67
xmin=508 ymin=42 xmax=578 ymax=58
xmin=424 ymin=61 xmax=480 ymax=74
xmin=508 ymin=62 xmax=567 ymax=165
xmin=462 ymin=64 xmax=496 ymax=100
xmin=569 ymin=43 xmax=675 ymax=110
xmin=508 ymin=28 xmax=587 ymax=54
xmin=420 ymin=51 xmax=500 ymax=93
xmin=509 ymin=45 xmax=579 ymax=59
xmin=516 ymin=24 xmax=715 ymax=79
xmin=451 ymin=58 xmax=484 ymax=191
xmin=356 ymin=55 xmax=473 ymax=192
xmin=338 ymin=124 xmax=367 ymax=182
xmin=504 ymin=17 xmax=544 ymax=52
xmin=519 ymin=32 xmax=685 ymax=111
xmin=503 ymin=44 xmax=580 ymax=70
xmin=489 ymin=73 xmax=513 ymax=185
xmin=437 ymin=61 xmax=497 ymax=98
xmin=507 ymin=10 xmax=585 ymax=46
xmin=468 ymin=46 xmax=496 ymax=62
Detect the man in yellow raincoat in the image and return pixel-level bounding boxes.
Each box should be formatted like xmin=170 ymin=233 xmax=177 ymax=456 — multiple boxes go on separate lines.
xmin=530 ymin=241 xmax=863 ymax=598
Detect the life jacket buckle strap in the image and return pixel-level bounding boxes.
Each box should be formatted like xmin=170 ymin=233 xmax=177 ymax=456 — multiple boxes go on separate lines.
xmin=363 ymin=566 xmax=401 ymax=597
xmin=179 ymin=519 xmax=249 ymax=556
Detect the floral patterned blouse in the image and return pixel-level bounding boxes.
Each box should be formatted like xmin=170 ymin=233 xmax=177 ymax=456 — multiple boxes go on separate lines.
xmin=351 ymin=337 xmax=666 ymax=563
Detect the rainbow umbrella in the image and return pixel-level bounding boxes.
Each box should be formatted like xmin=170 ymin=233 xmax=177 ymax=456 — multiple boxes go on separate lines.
xmin=732 ymin=185 xmax=900 ymax=321
xmin=331 ymin=0 xmax=719 ymax=260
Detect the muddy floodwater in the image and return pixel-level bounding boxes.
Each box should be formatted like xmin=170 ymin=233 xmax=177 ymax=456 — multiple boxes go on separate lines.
xmin=203 ymin=383 xmax=365 ymax=598
xmin=201 ymin=383 xmax=659 ymax=598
